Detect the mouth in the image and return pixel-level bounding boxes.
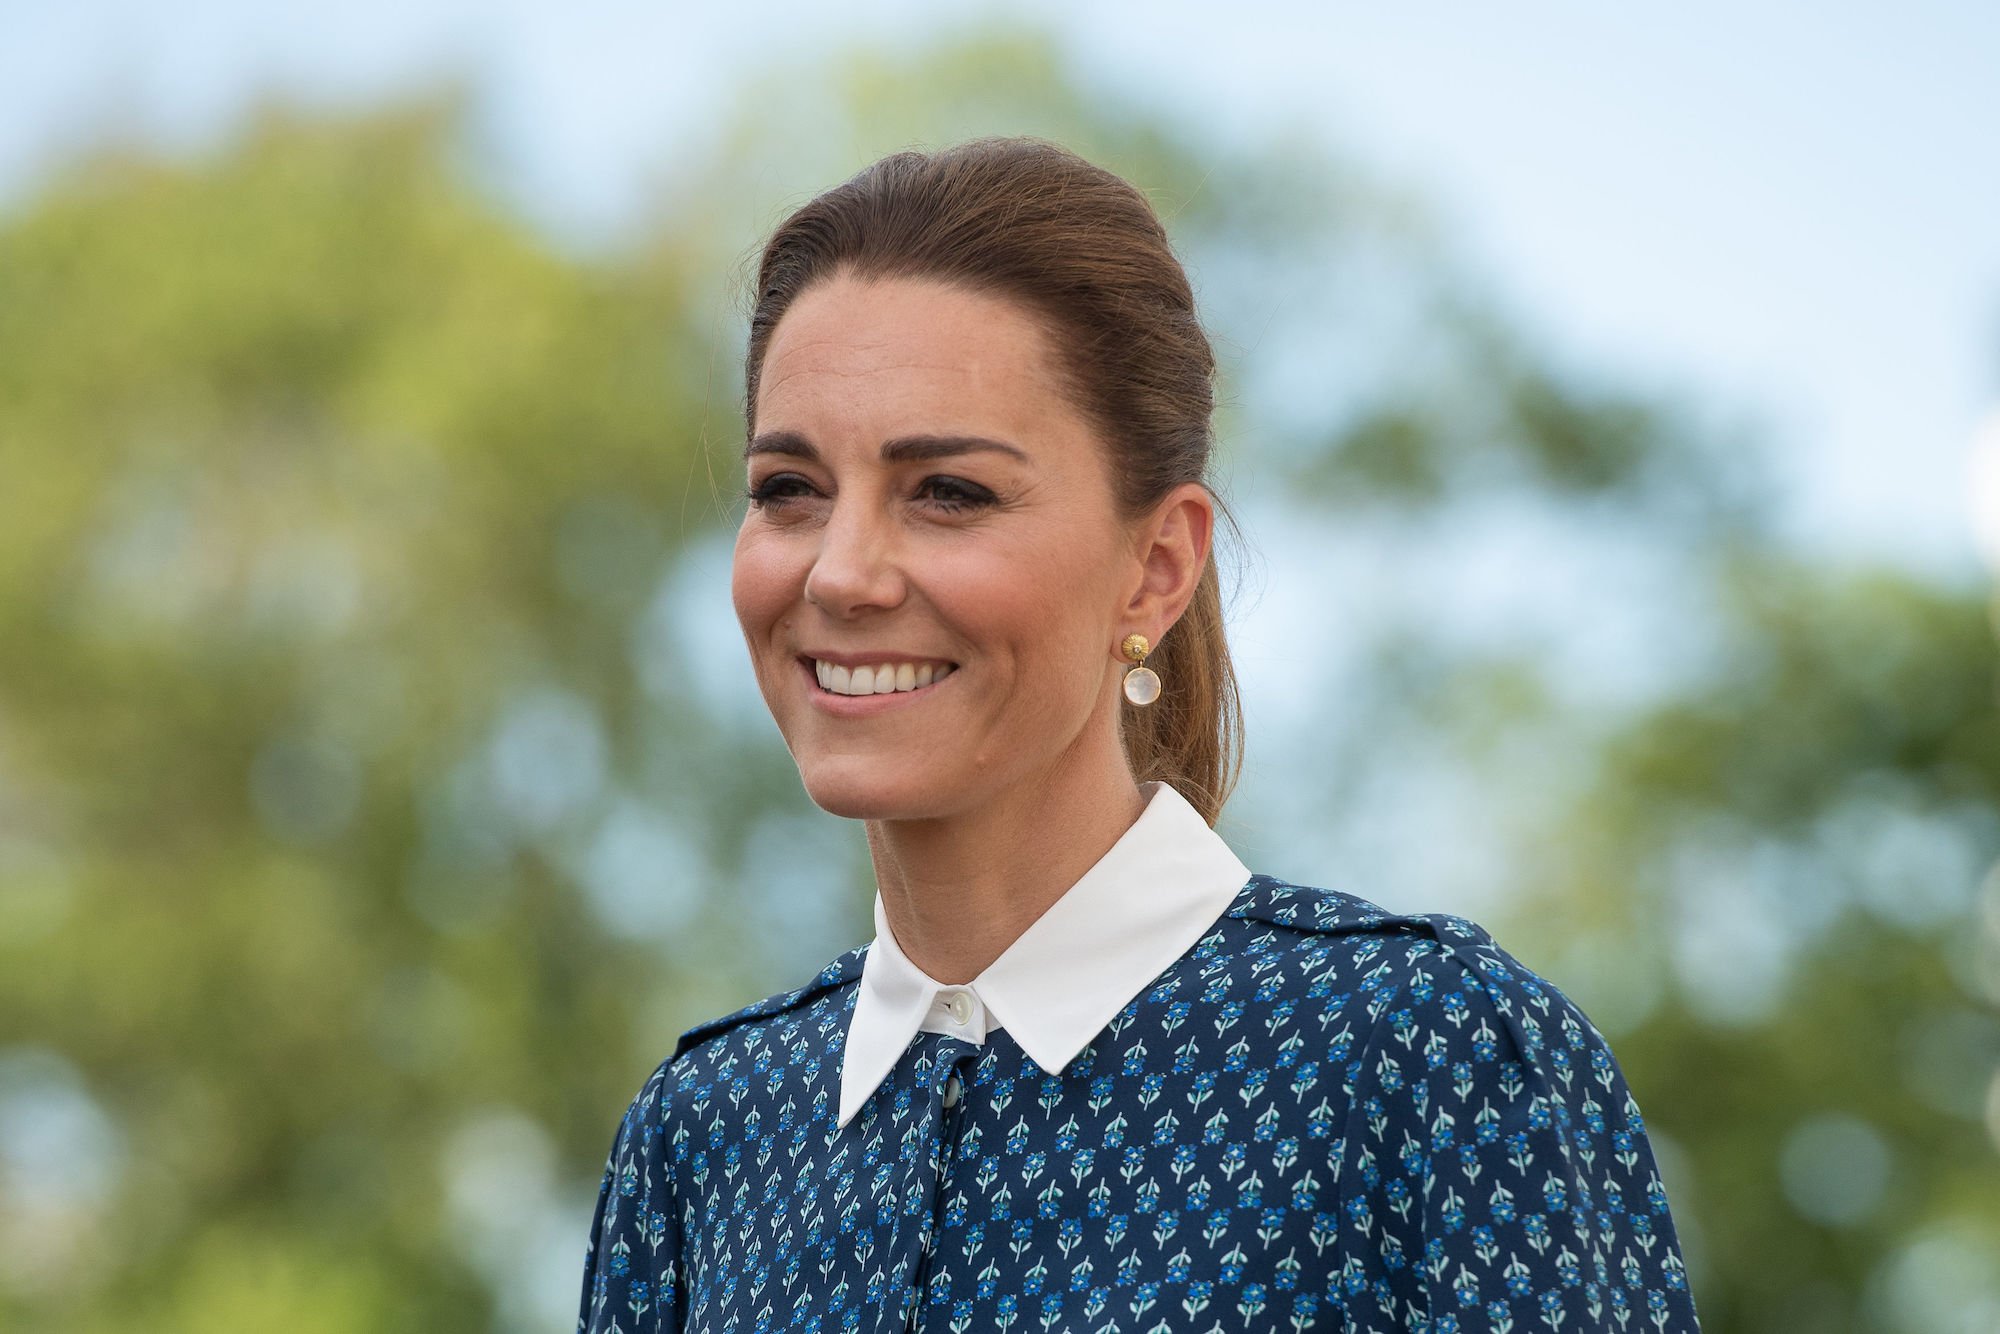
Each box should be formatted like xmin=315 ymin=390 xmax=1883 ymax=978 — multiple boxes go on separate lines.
xmin=798 ymin=655 xmax=959 ymax=699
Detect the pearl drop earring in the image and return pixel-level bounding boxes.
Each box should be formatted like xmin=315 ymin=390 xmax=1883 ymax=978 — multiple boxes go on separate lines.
xmin=1121 ymin=633 xmax=1160 ymax=706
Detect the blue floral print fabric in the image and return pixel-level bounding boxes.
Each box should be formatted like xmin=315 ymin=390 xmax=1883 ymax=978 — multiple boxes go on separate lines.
xmin=577 ymin=875 xmax=1700 ymax=1332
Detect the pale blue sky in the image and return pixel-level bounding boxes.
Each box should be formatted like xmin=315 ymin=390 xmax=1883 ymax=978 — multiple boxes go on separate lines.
xmin=6 ymin=1 xmax=1997 ymax=580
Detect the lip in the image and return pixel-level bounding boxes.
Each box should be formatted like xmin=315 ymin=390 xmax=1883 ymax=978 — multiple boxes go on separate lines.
xmin=796 ymin=654 xmax=957 ymax=716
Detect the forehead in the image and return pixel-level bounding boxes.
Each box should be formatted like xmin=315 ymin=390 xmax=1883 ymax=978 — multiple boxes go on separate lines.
xmin=754 ymin=273 xmax=1086 ymax=449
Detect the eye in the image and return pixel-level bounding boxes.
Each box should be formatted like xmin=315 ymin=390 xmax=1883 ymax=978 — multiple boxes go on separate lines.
xmin=744 ymin=472 xmax=816 ymax=508
xmin=916 ymin=475 xmax=997 ymax=513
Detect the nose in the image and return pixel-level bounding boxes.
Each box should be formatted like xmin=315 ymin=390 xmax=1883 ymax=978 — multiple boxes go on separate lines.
xmin=803 ymin=500 xmax=907 ymax=617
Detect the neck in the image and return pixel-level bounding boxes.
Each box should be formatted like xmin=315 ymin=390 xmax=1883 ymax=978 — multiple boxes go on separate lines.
xmin=864 ymin=737 xmax=1148 ymax=985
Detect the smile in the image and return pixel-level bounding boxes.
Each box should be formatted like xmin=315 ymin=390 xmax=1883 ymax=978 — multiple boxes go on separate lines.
xmin=810 ymin=658 xmax=959 ymax=697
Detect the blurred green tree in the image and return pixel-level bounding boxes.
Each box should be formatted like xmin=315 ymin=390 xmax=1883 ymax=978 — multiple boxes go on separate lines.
xmin=0 ymin=22 xmax=1994 ymax=1334
xmin=0 ymin=85 xmax=733 ymax=1332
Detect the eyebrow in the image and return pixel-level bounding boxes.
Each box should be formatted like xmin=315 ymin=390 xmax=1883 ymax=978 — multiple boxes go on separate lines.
xmin=744 ymin=430 xmax=1030 ymax=465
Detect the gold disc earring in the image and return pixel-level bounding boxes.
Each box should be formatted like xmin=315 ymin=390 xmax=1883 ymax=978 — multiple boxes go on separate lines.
xmin=1121 ymin=633 xmax=1160 ymax=706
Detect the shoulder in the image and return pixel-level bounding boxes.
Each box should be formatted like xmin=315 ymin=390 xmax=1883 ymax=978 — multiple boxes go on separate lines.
xmin=1225 ymin=872 xmax=1590 ymax=1062
xmin=594 ymin=944 xmax=868 ymax=1196
xmin=664 ymin=940 xmax=871 ymax=1068
xmin=1223 ymin=871 xmax=1508 ymax=981
xmin=1225 ymin=872 xmax=1493 ymax=948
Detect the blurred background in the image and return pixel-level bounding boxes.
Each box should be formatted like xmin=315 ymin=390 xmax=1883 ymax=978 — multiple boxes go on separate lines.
xmin=3 ymin=3 xmax=1998 ymax=1331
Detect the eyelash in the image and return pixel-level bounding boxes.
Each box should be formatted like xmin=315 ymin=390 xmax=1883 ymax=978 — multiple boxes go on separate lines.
xmin=743 ymin=473 xmax=997 ymax=514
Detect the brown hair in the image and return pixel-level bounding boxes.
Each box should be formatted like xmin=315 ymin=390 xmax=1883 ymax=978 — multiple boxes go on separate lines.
xmin=741 ymin=136 xmax=1243 ymax=823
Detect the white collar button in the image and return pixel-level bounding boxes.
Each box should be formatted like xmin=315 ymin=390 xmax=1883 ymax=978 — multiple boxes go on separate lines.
xmin=944 ymin=990 xmax=975 ymax=1025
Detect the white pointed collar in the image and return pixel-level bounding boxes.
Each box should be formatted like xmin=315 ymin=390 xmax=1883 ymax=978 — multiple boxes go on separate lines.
xmin=836 ymin=780 xmax=1252 ymax=1128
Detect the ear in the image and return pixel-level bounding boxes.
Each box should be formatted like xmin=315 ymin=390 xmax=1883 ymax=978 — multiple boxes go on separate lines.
xmin=1122 ymin=482 xmax=1215 ymax=642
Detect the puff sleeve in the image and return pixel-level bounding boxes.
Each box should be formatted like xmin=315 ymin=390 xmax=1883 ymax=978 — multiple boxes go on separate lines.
xmin=577 ymin=1057 xmax=684 ymax=1334
xmin=1332 ymin=918 xmax=1701 ymax=1332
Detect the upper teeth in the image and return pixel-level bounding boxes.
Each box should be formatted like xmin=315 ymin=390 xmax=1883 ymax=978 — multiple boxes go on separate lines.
xmin=814 ymin=660 xmax=956 ymax=696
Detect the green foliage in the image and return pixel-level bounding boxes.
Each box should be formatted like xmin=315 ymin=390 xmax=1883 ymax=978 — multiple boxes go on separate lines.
xmin=0 ymin=86 xmax=721 ymax=1332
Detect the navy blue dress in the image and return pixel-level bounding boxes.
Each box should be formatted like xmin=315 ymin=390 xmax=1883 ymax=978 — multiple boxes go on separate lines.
xmin=577 ymin=875 xmax=1701 ymax=1332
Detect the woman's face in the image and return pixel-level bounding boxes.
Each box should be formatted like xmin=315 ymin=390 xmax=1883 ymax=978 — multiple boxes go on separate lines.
xmin=731 ymin=272 xmax=1151 ymax=821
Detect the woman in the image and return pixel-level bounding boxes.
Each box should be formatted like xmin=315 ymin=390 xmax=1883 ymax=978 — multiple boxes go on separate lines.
xmin=577 ymin=137 xmax=1700 ymax=1333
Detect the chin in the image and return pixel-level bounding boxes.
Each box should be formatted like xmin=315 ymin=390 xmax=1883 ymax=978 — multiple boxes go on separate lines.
xmin=794 ymin=759 xmax=957 ymax=822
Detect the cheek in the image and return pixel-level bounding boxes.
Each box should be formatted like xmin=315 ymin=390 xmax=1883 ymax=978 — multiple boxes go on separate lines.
xmin=931 ymin=539 xmax=1113 ymax=674
xmin=730 ymin=528 xmax=796 ymax=641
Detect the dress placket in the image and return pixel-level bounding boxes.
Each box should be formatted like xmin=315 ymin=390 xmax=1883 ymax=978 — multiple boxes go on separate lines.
xmin=888 ymin=1034 xmax=979 ymax=1333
